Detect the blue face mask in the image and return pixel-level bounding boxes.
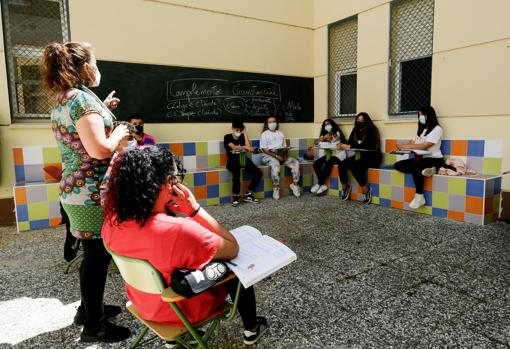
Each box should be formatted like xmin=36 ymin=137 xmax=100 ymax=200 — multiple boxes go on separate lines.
xmin=268 ymin=122 xmax=277 ymax=131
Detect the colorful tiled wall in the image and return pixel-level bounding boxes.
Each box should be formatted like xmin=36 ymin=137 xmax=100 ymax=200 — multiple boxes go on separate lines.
xmin=13 ymin=184 xmax=62 ymax=231
xmin=13 ymin=146 xmax=62 ymax=184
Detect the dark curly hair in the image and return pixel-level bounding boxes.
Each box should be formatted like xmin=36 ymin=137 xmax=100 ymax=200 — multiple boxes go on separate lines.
xmin=104 ymin=146 xmax=185 ymax=226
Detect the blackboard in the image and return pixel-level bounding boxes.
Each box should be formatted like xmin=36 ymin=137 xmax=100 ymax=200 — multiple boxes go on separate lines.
xmin=92 ymin=60 xmax=314 ymax=123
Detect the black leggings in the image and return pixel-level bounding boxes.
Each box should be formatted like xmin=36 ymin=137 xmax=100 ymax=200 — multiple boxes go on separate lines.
xmin=339 ymin=156 xmax=381 ymax=188
xmin=313 ymin=156 xmax=341 ymax=185
xmin=80 ymin=239 xmax=112 ymax=328
xmin=226 ymin=280 xmax=257 ymax=330
xmin=394 ymin=157 xmax=445 ymax=194
xmin=227 ymin=157 xmax=262 ymax=195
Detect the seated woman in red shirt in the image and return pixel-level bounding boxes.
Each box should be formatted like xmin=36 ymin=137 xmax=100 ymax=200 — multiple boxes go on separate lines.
xmin=101 ymin=146 xmax=267 ymax=346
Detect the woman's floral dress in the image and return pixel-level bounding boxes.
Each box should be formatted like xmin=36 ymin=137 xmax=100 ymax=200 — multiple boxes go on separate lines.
xmin=51 ymin=86 xmax=114 ymax=239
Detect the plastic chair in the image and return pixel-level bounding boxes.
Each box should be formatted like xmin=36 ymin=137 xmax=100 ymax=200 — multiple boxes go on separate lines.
xmin=104 ymin=244 xmax=241 ymax=349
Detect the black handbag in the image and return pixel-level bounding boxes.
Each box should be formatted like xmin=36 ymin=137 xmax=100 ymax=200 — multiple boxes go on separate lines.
xmin=171 ymin=262 xmax=229 ymax=298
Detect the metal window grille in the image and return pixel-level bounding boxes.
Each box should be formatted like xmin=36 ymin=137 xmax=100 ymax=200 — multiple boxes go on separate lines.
xmin=328 ymin=16 xmax=357 ymax=117
xmin=389 ymin=0 xmax=434 ymax=115
xmin=1 ymin=0 xmax=70 ymax=121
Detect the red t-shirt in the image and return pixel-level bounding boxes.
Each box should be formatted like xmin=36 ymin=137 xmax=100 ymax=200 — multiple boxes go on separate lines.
xmin=102 ymin=213 xmax=227 ymax=325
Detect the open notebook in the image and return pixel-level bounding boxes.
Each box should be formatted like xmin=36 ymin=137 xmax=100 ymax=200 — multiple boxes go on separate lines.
xmin=226 ymin=225 xmax=297 ymax=288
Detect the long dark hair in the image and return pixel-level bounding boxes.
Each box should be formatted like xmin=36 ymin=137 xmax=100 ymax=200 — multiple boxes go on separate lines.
xmin=262 ymin=115 xmax=279 ymax=132
xmin=348 ymin=112 xmax=381 ymax=150
xmin=417 ymin=106 xmax=440 ymax=136
xmin=319 ymin=118 xmax=346 ymax=142
xmin=104 ymin=146 xmax=184 ymax=226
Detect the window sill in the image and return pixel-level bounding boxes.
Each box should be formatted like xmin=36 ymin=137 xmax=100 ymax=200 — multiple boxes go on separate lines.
xmin=383 ymin=117 xmax=418 ymax=124
xmin=9 ymin=123 xmax=51 ymax=129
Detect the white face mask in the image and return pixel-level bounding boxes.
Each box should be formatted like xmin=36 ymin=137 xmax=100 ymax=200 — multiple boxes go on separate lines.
xmin=324 ymin=124 xmax=332 ymax=132
xmin=419 ymin=114 xmax=426 ymax=124
xmin=126 ymin=140 xmax=137 ymax=150
xmin=234 ymin=131 xmax=242 ymax=138
xmin=268 ymin=122 xmax=277 ymax=131
xmin=90 ymin=65 xmax=101 ymax=87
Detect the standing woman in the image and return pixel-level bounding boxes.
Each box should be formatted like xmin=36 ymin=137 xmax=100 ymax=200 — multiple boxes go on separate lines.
xmin=338 ymin=112 xmax=382 ymax=205
xmin=42 ymin=42 xmax=131 ymax=342
xmin=394 ymin=106 xmax=444 ymax=209
xmin=310 ymin=119 xmax=347 ymax=195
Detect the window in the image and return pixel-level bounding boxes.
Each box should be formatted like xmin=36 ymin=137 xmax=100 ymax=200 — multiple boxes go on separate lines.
xmin=328 ymin=16 xmax=358 ymax=117
xmin=1 ymin=0 xmax=70 ymax=121
xmin=389 ymin=0 xmax=434 ymax=115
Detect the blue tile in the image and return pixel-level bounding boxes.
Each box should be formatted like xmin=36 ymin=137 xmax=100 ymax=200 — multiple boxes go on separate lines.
xmin=330 ymin=178 xmax=339 ymax=190
xmin=466 ymin=179 xmax=484 ymax=197
xmin=370 ymin=183 xmax=379 ymax=197
xmin=15 ymin=165 xmax=25 ymax=184
xmin=432 ymin=208 xmax=448 ymax=218
xmin=423 ymin=190 xmax=432 ymax=206
xmin=30 ymin=219 xmax=50 ymax=230
xmin=16 ymin=204 xmax=28 ymax=221
xmin=252 ymin=140 xmax=260 ymax=148
xmin=194 ymin=172 xmax=207 ymax=186
xmin=183 ymin=143 xmax=196 ymax=156
xmin=255 ymin=180 xmax=264 ymax=192
xmin=494 ymin=177 xmax=502 ymax=194
xmin=264 ymin=191 xmax=273 ymax=198
xmin=158 ymin=143 xmax=170 ymax=150
xmin=441 ymin=140 xmax=451 ymax=156
xmin=207 ymin=184 xmax=219 ymax=198
xmin=379 ymin=198 xmax=391 ymax=207
xmin=467 ymin=140 xmax=484 ymax=157
xmin=404 ymin=174 xmax=415 ymax=188
xmin=284 ymin=167 xmax=292 ymax=176
xmin=220 ymin=196 xmax=230 ymax=204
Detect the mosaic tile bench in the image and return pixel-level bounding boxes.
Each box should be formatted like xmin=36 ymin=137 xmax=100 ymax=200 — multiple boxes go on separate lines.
xmin=12 ymin=138 xmax=316 ymax=231
xmin=325 ymin=139 xmax=503 ymax=225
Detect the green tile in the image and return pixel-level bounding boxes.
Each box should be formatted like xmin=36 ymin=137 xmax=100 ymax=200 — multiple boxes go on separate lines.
xmin=432 ymin=192 xmax=448 ymax=209
xmin=379 ymin=184 xmax=392 ymax=199
xmin=18 ymin=221 xmax=30 ymax=231
xmin=372 ymin=197 xmax=380 ymax=205
xmin=448 ymin=177 xmax=466 ymax=195
xmin=219 ymin=183 xmax=231 ymax=196
xmin=484 ymin=214 xmax=494 ymax=224
xmin=302 ymin=174 xmax=312 ymax=187
xmin=207 ymin=197 xmax=219 ymax=206
xmin=254 ymin=192 xmax=264 ymax=199
xmin=196 ymin=142 xmax=208 ymax=156
xmin=329 ymin=189 xmax=339 ymax=197
xmin=47 ymin=185 xmax=60 ymax=201
xmin=264 ymin=179 xmax=273 ymax=190
xmin=494 ymin=195 xmax=501 ymax=213
xmin=306 ymin=139 xmax=315 ymax=146
xmin=208 ymin=154 xmax=220 ymax=168
xmin=289 ymin=149 xmax=299 ymax=159
xmin=384 ymin=153 xmax=397 ymax=165
xmin=391 ymin=171 xmax=404 ymax=186
xmin=416 ymin=205 xmax=432 ymax=215
xmin=483 ymin=158 xmax=502 ymax=175
xmin=43 ymin=147 xmax=61 ymax=163
xmin=28 ymin=202 xmax=50 ymax=220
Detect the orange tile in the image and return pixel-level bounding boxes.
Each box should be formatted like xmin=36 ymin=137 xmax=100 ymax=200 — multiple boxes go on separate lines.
xmin=13 ymin=148 xmax=24 ymax=165
xmin=193 ymin=186 xmax=207 ymax=200
xmin=330 ymin=166 xmax=339 ymax=177
xmin=206 ymin=171 xmax=219 ymax=185
xmin=170 ymin=143 xmax=183 ymax=156
xmin=368 ymin=169 xmax=379 ymax=183
xmin=484 ymin=197 xmax=493 ymax=214
xmin=351 ymin=193 xmax=358 ymax=201
xmin=450 ymin=140 xmax=468 ymax=156
xmin=386 ymin=139 xmax=397 ymax=153
xmin=49 ymin=217 xmax=62 ymax=227
xmin=448 ymin=210 xmax=465 ymax=222
xmin=219 ymin=154 xmax=228 ymax=167
xmin=423 ymin=177 xmax=433 ymax=191
xmin=284 ymin=176 xmax=292 ymax=187
xmin=404 ymin=187 xmax=415 ymax=202
xmin=465 ymin=196 xmax=483 ymax=215
xmin=15 ymin=187 xmax=27 ymax=204
xmin=391 ymin=200 xmax=404 ymax=209
xmin=43 ymin=164 xmax=63 ymax=182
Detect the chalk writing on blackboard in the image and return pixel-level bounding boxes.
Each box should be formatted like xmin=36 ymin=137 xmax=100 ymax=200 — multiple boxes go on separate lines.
xmin=166 ymin=79 xmax=290 ymax=120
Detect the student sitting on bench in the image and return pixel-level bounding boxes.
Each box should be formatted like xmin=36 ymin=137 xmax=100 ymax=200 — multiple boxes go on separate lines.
xmin=224 ymin=119 xmax=263 ymax=207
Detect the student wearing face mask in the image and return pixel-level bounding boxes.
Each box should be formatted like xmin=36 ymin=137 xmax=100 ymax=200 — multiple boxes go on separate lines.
xmin=337 ymin=113 xmax=382 ymax=205
xmin=129 ymin=115 xmax=156 ymax=146
xmin=224 ymin=119 xmax=263 ymax=207
xmin=260 ymin=116 xmax=301 ymax=200
xmin=310 ymin=119 xmax=347 ymax=195
xmin=394 ymin=106 xmax=445 ymax=209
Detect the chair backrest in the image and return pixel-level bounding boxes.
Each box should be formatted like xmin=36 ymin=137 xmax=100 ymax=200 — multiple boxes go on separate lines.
xmin=104 ymin=244 xmax=167 ymax=294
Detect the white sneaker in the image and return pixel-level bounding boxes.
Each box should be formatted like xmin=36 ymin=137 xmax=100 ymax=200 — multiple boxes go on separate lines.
xmin=409 ymin=194 xmax=426 ymax=209
xmin=310 ymin=184 xmax=320 ymax=194
xmin=316 ymin=185 xmax=328 ymax=195
xmin=272 ymin=187 xmax=280 ymax=200
xmin=289 ymin=183 xmax=301 ymax=198
xmin=422 ymin=167 xmax=437 ymax=177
